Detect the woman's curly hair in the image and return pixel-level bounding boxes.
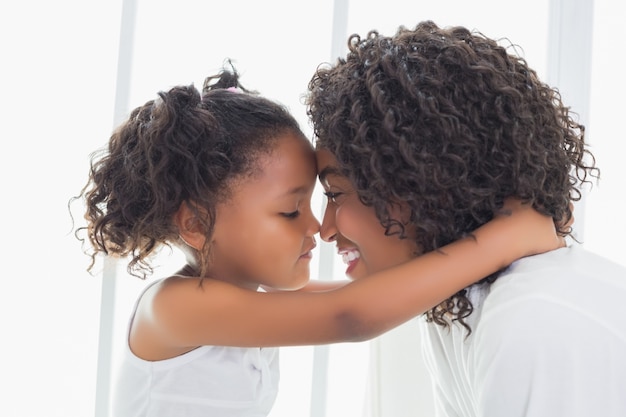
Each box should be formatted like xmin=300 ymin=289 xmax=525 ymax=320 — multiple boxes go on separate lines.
xmin=306 ymin=20 xmax=599 ymax=333
xmin=74 ymin=62 xmax=305 ymax=279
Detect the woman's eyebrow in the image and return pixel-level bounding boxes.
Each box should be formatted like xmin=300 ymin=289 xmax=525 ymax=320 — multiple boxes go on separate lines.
xmin=318 ymin=166 xmax=342 ymax=183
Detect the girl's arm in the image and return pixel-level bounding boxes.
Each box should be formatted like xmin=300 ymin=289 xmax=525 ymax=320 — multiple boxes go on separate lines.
xmin=141 ymin=202 xmax=562 ymax=349
xmin=261 ymin=280 xmax=350 ymax=293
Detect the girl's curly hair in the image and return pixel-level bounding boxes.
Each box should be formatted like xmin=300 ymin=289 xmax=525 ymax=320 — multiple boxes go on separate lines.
xmin=74 ymin=62 xmax=305 ymax=279
xmin=306 ymin=21 xmax=599 ymax=333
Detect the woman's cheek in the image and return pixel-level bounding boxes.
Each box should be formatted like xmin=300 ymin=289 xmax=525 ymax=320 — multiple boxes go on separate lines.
xmin=333 ymin=205 xmax=352 ymax=239
xmin=334 ymin=200 xmax=381 ymax=243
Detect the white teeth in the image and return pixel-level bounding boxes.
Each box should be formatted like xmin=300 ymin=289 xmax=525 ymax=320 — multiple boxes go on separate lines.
xmin=341 ymin=250 xmax=361 ymax=264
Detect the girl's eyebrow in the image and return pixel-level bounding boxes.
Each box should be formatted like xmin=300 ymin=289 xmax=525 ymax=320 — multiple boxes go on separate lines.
xmin=318 ymin=166 xmax=342 ymax=183
xmin=280 ymin=185 xmax=310 ymax=197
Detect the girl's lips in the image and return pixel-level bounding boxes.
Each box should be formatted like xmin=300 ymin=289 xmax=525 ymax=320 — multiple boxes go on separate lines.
xmin=299 ymin=251 xmax=313 ymax=260
xmin=299 ymin=241 xmax=317 ymax=260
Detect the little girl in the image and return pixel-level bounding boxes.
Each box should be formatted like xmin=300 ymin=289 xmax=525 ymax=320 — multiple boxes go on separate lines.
xmin=75 ymin=65 xmax=561 ymax=416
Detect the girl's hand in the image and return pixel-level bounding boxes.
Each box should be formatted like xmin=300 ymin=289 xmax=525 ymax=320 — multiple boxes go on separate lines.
xmin=497 ymin=198 xmax=568 ymax=261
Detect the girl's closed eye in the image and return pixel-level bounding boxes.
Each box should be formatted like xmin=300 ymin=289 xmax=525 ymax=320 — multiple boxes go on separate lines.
xmin=281 ymin=210 xmax=301 ymax=219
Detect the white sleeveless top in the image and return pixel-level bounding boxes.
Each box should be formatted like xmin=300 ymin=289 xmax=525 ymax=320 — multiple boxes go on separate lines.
xmin=112 ymin=282 xmax=280 ymax=417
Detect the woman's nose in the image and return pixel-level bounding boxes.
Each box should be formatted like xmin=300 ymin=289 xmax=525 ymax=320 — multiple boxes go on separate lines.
xmin=319 ymin=202 xmax=337 ymax=242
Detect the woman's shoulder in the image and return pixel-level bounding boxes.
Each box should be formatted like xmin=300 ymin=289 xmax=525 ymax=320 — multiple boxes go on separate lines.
xmin=477 ymin=246 xmax=626 ymax=341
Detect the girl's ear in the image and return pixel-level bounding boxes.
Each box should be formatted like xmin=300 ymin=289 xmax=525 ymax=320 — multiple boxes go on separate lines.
xmin=173 ymin=201 xmax=206 ymax=250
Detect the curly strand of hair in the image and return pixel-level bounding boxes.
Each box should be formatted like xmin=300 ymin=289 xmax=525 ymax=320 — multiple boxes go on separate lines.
xmin=76 ymin=62 xmax=308 ymax=280
xmin=306 ymin=20 xmax=600 ymax=335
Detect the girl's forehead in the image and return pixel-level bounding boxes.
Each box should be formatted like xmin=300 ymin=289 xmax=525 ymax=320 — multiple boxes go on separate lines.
xmin=263 ymin=134 xmax=314 ymax=164
xmin=251 ymin=133 xmax=317 ymax=184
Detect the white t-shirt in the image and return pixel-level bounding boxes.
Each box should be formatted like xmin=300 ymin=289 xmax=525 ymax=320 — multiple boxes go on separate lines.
xmin=421 ymin=245 xmax=626 ymax=417
xmin=113 ymin=285 xmax=280 ymax=417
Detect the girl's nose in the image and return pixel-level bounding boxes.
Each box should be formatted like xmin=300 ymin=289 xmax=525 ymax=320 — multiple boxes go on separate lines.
xmin=306 ymin=207 xmax=321 ymax=236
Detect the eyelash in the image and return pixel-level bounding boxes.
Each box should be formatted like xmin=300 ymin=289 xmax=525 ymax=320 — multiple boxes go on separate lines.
xmin=281 ymin=210 xmax=300 ymax=219
xmin=323 ymin=191 xmax=343 ymax=203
